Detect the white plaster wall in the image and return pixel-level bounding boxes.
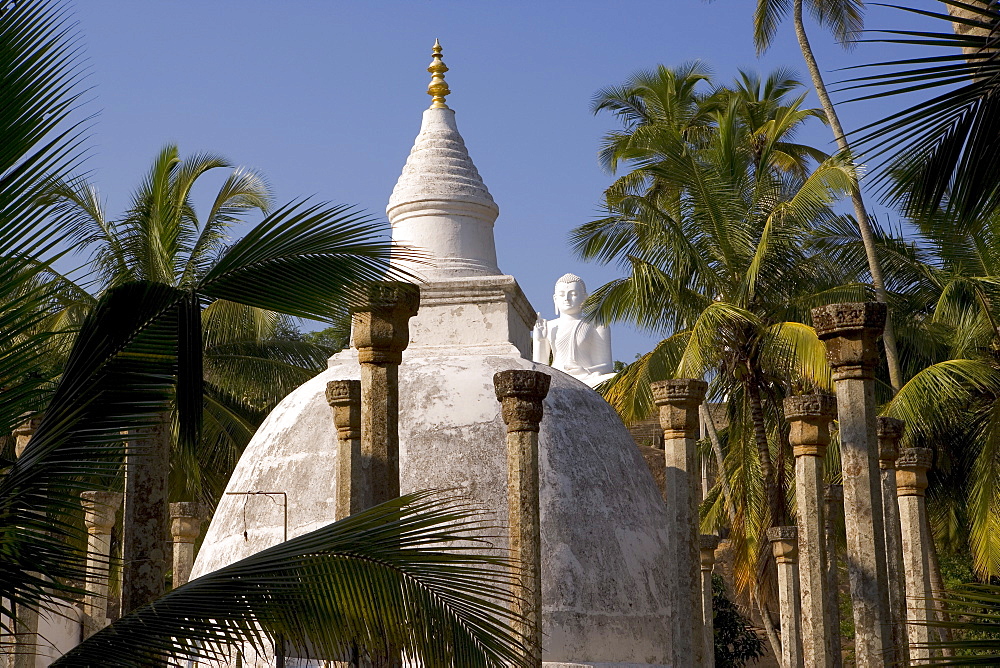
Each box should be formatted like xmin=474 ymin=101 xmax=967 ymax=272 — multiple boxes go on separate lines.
xmin=33 ymin=598 xmax=81 ymax=667
xmin=193 ymin=352 xmax=676 ymax=667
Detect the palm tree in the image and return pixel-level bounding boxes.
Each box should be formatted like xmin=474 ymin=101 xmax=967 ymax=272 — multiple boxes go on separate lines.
xmin=40 ymin=146 xmax=334 ymax=505
xmin=844 ymin=1 xmax=1000 ymax=224
xmin=2 ymin=3 xmax=534 ymax=664
xmin=748 ymin=0 xmax=907 ymax=392
xmin=52 ymin=491 xmax=534 ymax=667
xmin=853 ymin=207 xmax=1000 ymax=580
xmin=575 ymin=66 xmax=858 ymax=654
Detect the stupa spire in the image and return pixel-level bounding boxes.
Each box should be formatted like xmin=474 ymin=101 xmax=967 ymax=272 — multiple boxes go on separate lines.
xmin=387 ymin=39 xmax=500 ymax=280
xmin=427 ymin=39 xmax=451 ymax=109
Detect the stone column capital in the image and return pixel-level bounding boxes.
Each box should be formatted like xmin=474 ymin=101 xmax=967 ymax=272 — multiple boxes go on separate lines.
xmin=13 ymin=412 xmax=42 ymax=439
xmin=327 ymin=379 xmax=362 ymax=440
xmin=784 ymin=394 xmax=837 ymax=457
xmin=699 ymin=534 xmax=721 ymax=569
xmin=169 ymin=502 xmax=205 ymax=543
xmin=81 ymin=491 xmax=122 ymax=534
xmin=811 ymin=302 xmax=887 ymax=380
xmin=494 ymin=370 xmax=551 ymax=432
xmin=650 ymin=378 xmax=709 ymax=405
xmin=350 ymin=282 xmax=420 ymax=364
xmin=877 ymin=417 xmax=905 ymax=469
xmin=896 ymin=447 xmax=933 ymax=497
xmin=767 ymin=525 xmax=799 ymax=563
xmin=651 ymin=379 xmax=708 ymax=439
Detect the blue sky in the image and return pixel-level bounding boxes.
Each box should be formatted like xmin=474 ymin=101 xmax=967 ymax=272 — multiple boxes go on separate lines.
xmin=70 ymin=1 xmax=935 ymax=361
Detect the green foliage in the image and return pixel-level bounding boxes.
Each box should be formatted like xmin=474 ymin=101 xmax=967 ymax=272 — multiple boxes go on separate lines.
xmin=40 ymin=145 xmax=402 ymax=503
xmin=920 ymin=583 xmax=1000 ymax=663
xmin=712 ymin=574 xmax=766 ymax=667
xmin=302 ymin=307 xmax=353 ymax=353
xmin=847 ymin=1 xmax=1000 ymax=222
xmin=54 ymin=492 xmax=533 ymax=668
xmin=750 ymin=0 xmax=864 ymax=53
xmin=578 ymin=64 xmax=860 ymax=604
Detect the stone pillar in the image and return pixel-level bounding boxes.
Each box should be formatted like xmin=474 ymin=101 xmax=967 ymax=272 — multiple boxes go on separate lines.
xmin=896 ymin=447 xmax=935 ymax=663
xmin=494 ymin=369 xmax=550 ymax=668
xmin=823 ymin=484 xmax=843 ymax=663
xmin=784 ymin=394 xmax=838 ymax=668
xmin=811 ymin=302 xmax=895 ymax=666
xmin=327 ymin=380 xmax=367 ymax=518
xmin=350 ymin=282 xmax=419 ymax=506
xmin=768 ymin=526 xmax=803 ymax=668
xmin=81 ymin=491 xmax=122 ymax=637
xmin=877 ymin=417 xmax=909 ymax=663
xmin=699 ymin=535 xmax=720 ymax=668
xmin=13 ymin=413 xmax=41 ymax=458
xmin=169 ymin=502 xmax=204 ymax=588
xmin=9 ymin=415 xmax=42 ymax=667
xmin=651 ymin=378 xmax=708 ymax=665
xmin=7 ymin=608 xmax=38 ymax=668
xmin=122 ymin=415 xmax=171 ymax=614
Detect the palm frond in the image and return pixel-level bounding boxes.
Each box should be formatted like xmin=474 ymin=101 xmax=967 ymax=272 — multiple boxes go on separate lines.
xmin=54 ymin=492 xmax=532 ymax=668
xmin=198 ymin=201 xmax=402 ymax=322
xmin=1 ymin=281 xmax=187 ymax=618
xmin=845 ymin=1 xmax=1000 ymax=221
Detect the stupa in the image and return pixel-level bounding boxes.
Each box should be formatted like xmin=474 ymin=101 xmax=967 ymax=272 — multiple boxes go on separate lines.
xmin=191 ymin=41 xmax=676 ymax=667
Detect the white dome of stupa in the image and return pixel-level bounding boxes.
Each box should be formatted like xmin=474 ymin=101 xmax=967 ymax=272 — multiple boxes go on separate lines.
xmin=191 ymin=42 xmax=676 ymax=667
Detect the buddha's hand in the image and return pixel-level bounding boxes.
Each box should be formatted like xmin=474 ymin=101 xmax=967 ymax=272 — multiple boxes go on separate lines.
xmin=532 ymin=313 xmax=547 ymax=341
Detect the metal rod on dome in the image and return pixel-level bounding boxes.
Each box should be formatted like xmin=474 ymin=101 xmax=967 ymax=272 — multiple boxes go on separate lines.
xmin=225 ymin=491 xmax=287 ymax=667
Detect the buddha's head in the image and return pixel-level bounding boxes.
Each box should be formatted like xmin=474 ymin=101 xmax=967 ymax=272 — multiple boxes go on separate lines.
xmin=553 ymin=273 xmax=586 ymax=317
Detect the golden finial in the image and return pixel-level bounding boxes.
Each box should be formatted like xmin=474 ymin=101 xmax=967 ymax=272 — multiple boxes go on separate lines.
xmin=426 ymin=38 xmax=451 ymax=109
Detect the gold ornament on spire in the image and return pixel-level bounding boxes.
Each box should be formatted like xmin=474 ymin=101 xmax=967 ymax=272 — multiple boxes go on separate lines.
xmin=426 ymin=38 xmax=451 ymax=109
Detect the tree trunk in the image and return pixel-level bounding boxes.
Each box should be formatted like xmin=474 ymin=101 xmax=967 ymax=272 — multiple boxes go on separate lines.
xmin=747 ymin=382 xmax=784 ymax=526
xmin=792 ymin=0 xmax=904 ymax=394
xmin=701 ymin=403 xmax=737 ymax=523
xmin=755 ymin=588 xmax=784 ymax=666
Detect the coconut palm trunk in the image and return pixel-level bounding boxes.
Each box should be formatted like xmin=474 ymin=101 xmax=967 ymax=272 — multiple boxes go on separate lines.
xmin=791 ymin=0 xmax=903 ymax=393
xmin=747 ymin=380 xmax=784 ymax=526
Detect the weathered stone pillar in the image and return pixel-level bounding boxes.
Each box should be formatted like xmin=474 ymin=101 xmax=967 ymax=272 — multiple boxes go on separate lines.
xmin=946 ymin=1 xmax=994 ymax=61
xmin=7 ymin=608 xmax=38 ymax=668
xmin=494 ymin=369 xmax=550 ymax=668
xmin=784 ymin=394 xmax=838 ymax=668
xmin=169 ymin=502 xmax=203 ymax=588
xmin=823 ymin=484 xmax=843 ymax=663
xmin=81 ymin=491 xmax=122 ymax=637
xmin=13 ymin=413 xmax=41 ymax=458
xmin=651 ymin=378 xmax=708 ymax=665
xmin=351 ymin=282 xmax=419 ymax=506
xmin=768 ymin=526 xmax=803 ymax=668
xmin=9 ymin=415 xmax=42 ymax=667
xmin=877 ymin=417 xmax=910 ymax=663
xmin=699 ymin=535 xmax=720 ymax=668
xmin=326 ymin=380 xmax=368 ymax=518
xmin=122 ymin=415 xmax=171 ymax=614
xmin=896 ymin=447 xmax=935 ymax=663
xmin=811 ymin=302 xmax=895 ymax=666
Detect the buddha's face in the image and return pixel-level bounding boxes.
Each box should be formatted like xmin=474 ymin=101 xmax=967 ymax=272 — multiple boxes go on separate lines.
xmin=553 ymin=281 xmax=586 ymax=316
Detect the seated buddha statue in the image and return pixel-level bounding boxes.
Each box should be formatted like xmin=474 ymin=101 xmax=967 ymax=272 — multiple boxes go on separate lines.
xmin=532 ymin=273 xmax=615 ymax=388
